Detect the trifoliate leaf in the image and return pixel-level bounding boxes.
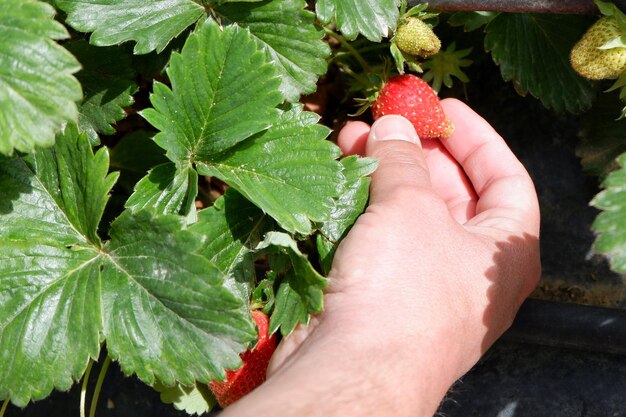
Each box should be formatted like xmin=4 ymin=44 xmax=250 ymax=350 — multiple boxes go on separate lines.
xmin=316 ymin=0 xmax=401 ymax=41
xmin=577 ymin=92 xmax=626 ymax=178
xmin=141 ymin=19 xmax=342 ymax=234
xmin=57 ymin=0 xmax=205 ymax=54
xmin=317 ymin=156 xmax=376 ymax=273
xmin=65 ymin=41 xmax=138 ymax=145
xmin=484 ymin=13 xmax=597 ymax=113
xmin=190 ymin=189 xmax=274 ymax=300
xmin=101 ymin=210 xmax=255 ymax=387
xmin=256 ymin=232 xmax=327 ymax=336
xmin=217 ymin=0 xmax=330 ymax=102
xmin=591 ymin=153 xmax=626 ymax=272
xmin=141 ymin=19 xmax=283 ymax=163
xmin=197 ymin=105 xmax=343 ymax=235
xmin=0 ymin=127 xmax=256 ymax=406
xmin=125 ymin=163 xmax=198 ymax=216
xmin=0 ymin=0 xmax=81 ymax=155
xmin=109 ymin=131 xmax=168 ymax=192
xmin=154 ymin=381 xmax=217 ymax=415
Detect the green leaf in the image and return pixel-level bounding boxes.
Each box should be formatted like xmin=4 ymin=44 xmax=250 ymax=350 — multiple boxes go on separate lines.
xmin=0 ymin=240 xmax=103 ymax=407
xmin=57 ymin=0 xmax=205 ymax=54
xmin=197 ymin=105 xmax=344 ymax=235
xmin=390 ymin=42 xmax=407 ymax=74
xmin=316 ymin=0 xmax=401 ymax=41
xmin=257 ymin=232 xmax=327 ymax=336
xmin=0 ymin=127 xmax=256 ymax=406
xmin=141 ymin=19 xmax=283 ymax=163
xmin=591 ymin=153 xmax=626 ymax=272
xmin=484 ymin=13 xmax=598 ymax=113
xmin=447 ymin=11 xmax=498 ymax=32
xmin=3 ymin=125 xmax=119 ymax=246
xmin=109 ymin=131 xmax=169 ymax=193
xmin=317 ymin=156 xmax=376 ymax=273
xmin=0 ymin=0 xmax=82 ymax=155
xmin=217 ymin=0 xmax=330 ymax=101
xmin=576 ymin=92 xmax=626 ymax=178
xmin=252 ymin=275 xmax=276 ymax=313
xmin=101 ymin=210 xmax=255 ymax=387
xmin=595 ymin=0 xmax=618 ymax=16
xmin=126 ymin=163 xmax=198 ymax=216
xmin=600 ymin=34 xmax=626 ymax=50
xmin=65 ymin=41 xmax=138 ymax=145
xmin=595 ymin=0 xmax=626 ymax=26
xmin=0 ymin=127 xmax=115 ymax=406
xmin=190 ymin=189 xmax=274 ymax=300
xmin=154 ymin=381 xmax=217 ymax=415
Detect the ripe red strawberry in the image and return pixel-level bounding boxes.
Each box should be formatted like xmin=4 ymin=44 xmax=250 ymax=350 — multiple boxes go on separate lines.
xmin=209 ymin=310 xmax=277 ymax=408
xmin=372 ymin=74 xmax=454 ymax=140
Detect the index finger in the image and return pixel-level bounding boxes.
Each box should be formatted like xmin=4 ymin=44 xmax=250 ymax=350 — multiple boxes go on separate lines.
xmin=439 ymin=99 xmax=540 ymax=236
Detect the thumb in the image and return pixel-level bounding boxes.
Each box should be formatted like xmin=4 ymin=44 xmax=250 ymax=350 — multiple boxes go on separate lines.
xmin=367 ymin=115 xmax=432 ymax=204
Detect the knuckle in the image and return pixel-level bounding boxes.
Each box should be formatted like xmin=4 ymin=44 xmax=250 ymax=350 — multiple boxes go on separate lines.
xmin=386 ymin=184 xmax=446 ymax=211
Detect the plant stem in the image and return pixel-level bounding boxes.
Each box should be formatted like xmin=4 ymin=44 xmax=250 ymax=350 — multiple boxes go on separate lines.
xmin=89 ymin=356 xmax=111 ymax=417
xmin=324 ymin=27 xmax=373 ymax=73
xmin=0 ymin=399 xmax=8 ymax=417
xmin=80 ymin=360 xmax=94 ymax=417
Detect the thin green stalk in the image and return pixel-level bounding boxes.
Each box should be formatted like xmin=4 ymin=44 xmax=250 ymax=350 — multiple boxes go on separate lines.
xmin=88 ymin=356 xmax=111 ymax=417
xmin=355 ymin=43 xmax=390 ymax=55
xmin=80 ymin=360 xmax=94 ymax=417
xmin=324 ymin=27 xmax=372 ymax=73
xmin=0 ymin=399 xmax=8 ymax=417
xmin=335 ymin=61 xmax=376 ymax=91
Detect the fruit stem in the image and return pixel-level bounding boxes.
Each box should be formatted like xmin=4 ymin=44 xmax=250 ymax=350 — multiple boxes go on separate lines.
xmin=89 ymin=356 xmax=111 ymax=417
xmin=324 ymin=27 xmax=373 ymax=73
xmin=80 ymin=360 xmax=94 ymax=417
xmin=0 ymin=399 xmax=8 ymax=417
xmin=335 ymin=61 xmax=376 ymax=91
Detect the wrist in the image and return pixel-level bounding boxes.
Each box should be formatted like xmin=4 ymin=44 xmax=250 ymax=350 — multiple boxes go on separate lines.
xmin=311 ymin=304 xmax=467 ymax=416
xmin=222 ymin=310 xmax=465 ymax=417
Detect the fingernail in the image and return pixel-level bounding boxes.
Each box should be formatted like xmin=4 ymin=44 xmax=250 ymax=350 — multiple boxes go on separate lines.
xmin=369 ymin=115 xmax=420 ymax=144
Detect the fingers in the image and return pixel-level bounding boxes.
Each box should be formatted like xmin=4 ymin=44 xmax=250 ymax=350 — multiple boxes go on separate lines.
xmin=440 ymin=99 xmax=540 ymax=235
xmin=338 ymin=119 xmax=477 ymax=223
xmin=421 ymin=138 xmax=477 ymax=224
xmin=363 ymin=115 xmax=433 ymax=205
xmin=337 ymin=121 xmax=369 ymax=156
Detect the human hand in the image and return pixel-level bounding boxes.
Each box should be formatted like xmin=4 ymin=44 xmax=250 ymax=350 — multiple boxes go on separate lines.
xmin=220 ymin=98 xmax=540 ymax=417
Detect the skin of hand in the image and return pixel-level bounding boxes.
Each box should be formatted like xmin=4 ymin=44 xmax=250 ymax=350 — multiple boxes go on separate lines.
xmin=219 ymin=98 xmax=541 ymax=417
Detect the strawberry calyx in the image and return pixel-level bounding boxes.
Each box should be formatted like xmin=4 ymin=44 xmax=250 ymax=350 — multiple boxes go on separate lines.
xmin=421 ymin=42 xmax=473 ymax=93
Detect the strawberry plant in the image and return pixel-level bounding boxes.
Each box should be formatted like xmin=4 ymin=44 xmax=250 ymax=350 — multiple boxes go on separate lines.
xmin=2 ymin=0 xmax=626 ymax=415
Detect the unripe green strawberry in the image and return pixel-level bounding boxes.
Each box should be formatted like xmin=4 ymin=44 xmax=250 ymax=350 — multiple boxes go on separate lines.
xmin=571 ymin=16 xmax=626 ymax=80
xmin=209 ymin=310 xmax=277 ymax=408
xmin=372 ymin=74 xmax=454 ymax=140
xmin=394 ymin=17 xmax=441 ymax=58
